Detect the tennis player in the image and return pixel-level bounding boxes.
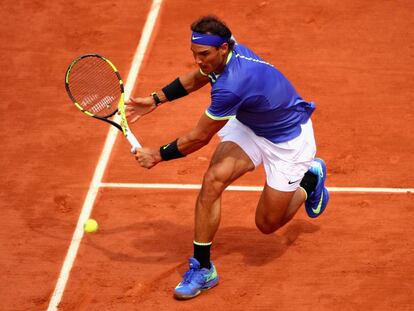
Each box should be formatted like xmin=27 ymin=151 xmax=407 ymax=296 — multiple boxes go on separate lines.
xmin=125 ymin=15 xmax=329 ymax=300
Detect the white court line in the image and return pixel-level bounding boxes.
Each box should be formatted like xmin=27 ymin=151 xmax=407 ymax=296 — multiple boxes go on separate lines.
xmin=46 ymin=1 xmax=163 ymax=310
xmin=100 ymin=182 xmax=414 ymax=194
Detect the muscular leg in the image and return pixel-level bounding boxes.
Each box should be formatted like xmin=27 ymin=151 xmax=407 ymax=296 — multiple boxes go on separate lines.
xmin=195 ymin=141 xmax=255 ymax=242
xmin=255 ymin=184 xmax=307 ymax=234
xmin=174 ymin=142 xmax=255 ymax=299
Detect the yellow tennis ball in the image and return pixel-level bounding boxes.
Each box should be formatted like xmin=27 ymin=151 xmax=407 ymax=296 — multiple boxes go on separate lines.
xmin=84 ymin=219 xmax=99 ymax=233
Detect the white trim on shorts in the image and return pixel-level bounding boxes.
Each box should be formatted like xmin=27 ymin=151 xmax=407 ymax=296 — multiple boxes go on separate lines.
xmin=217 ymin=118 xmax=316 ymax=192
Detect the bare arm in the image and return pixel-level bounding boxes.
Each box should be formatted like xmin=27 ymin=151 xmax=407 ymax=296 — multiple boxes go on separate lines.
xmin=177 ymin=113 xmax=227 ymax=155
xmin=155 ymin=69 xmax=210 ymax=104
xmin=125 ymin=69 xmax=209 ymax=123
xmin=134 ymin=113 xmax=227 ymax=169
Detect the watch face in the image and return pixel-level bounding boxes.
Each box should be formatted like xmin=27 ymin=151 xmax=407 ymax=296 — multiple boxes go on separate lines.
xmin=151 ymin=92 xmax=161 ymax=105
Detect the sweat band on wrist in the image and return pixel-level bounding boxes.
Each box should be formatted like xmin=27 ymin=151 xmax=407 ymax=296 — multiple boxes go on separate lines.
xmin=159 ymin=139 xmax=185 ymax=161
xmin=161 ymin=78 xmax=188 ymax=101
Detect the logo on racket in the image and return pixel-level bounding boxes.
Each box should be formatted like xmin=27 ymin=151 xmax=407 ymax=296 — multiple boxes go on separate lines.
xmin=99 ymin=96 xmax=115 ymax=109
xmin=86 ymin=95 xmax=116 ymax=112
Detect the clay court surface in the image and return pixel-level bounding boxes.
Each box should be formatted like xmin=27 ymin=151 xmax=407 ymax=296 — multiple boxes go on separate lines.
xmin=1 ymin=0 xmax=413 ymax=310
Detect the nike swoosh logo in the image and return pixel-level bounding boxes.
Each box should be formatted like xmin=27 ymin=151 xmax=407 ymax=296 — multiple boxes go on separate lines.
xmin=192 ymin=36 xmax=202 ymax=40
xmin=312 ymin=192 xmax=323 ymax=214
xmin=288 ymin=179 xmax=301 ymax=184
xmin=162 ymin=144 xmax=170 ymax=150
xmin=205 ymin=270 xmax=217 ymax=282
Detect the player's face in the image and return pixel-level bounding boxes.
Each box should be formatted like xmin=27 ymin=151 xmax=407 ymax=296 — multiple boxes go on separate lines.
xmin=191 ymin=43 xmax=229 ymax=74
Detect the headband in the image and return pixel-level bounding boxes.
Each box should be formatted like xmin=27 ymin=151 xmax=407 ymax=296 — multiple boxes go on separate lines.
xmin=191 ymin=31 xmax=229 ymax=47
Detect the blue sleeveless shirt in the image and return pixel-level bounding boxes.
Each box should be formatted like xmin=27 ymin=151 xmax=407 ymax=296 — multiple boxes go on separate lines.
xmin=205 ymin=43 xmax=315 ymax=143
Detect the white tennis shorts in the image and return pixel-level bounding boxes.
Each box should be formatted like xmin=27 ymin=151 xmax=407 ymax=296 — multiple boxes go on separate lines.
xmin=218 ymin=118 xmax=316 ymax=192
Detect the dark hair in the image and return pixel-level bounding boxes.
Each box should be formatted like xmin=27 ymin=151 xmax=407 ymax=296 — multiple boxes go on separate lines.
xmin=191 ymin=15 xmax=235 ymax=50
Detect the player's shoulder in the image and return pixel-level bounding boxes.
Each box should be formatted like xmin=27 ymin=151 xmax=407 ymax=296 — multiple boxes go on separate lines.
xmin=232 ymin=43 xmax=264 ymax=62
xmin=211 ymin=44 xmax=265 ymax=93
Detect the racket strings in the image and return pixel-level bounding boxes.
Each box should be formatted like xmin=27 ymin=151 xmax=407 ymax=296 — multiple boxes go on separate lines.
xmin=68 ymin=57 xmax=121 ymax=117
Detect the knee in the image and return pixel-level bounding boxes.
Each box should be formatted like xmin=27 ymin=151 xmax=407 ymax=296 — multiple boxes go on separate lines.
xmin=255 ymin=215 xmax=283 ymax=235
xmin=202 ymin=167 xmax=228 ymax=194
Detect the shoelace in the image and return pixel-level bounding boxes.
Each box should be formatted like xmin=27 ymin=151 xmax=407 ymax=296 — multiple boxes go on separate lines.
xmin=182 ymin=268 xmax=203 ymax=284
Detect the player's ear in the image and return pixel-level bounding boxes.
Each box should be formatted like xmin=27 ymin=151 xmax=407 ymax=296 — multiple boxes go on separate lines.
xmin=219 ymin=42 xmax=228 ymax=55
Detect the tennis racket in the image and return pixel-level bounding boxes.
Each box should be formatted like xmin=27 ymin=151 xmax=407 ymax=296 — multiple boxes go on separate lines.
xmin=65 ymin=54 xmax=141 ymax=152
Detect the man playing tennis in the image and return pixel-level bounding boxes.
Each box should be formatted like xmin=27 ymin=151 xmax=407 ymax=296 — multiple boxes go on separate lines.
xmin=125 ymin=15 xmax=329 ymax=300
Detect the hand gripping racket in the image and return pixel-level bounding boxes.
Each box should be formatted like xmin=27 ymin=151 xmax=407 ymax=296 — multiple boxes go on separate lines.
xmin=65 ymin=54 xmax=141 ymax=152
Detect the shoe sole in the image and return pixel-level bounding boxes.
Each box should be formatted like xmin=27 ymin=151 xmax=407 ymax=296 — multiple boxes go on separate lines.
xmin=307 ymin=187 xmax=329 ymax=218
xmin=173 ymin=280 xmax=219 ymax=300
xmin=305 ymin=158 xmax=328 ymax=218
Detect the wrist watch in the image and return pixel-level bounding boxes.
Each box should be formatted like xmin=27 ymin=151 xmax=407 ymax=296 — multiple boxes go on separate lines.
xmin=151 ymin=92 xmax=162 ymax=106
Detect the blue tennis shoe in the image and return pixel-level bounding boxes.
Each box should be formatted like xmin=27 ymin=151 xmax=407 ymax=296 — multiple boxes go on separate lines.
xmin=305 ymin=158 xmax=329 ymax=218
xmin=174 ymin=257 xmax=219 ymax=300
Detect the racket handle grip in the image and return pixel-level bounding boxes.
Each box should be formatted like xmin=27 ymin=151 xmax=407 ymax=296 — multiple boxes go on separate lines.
xmin=126 ymin=132 xmax=141 ymax=154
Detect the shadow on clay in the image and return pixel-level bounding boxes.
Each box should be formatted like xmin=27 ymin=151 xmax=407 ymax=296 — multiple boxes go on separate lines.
xmin=85 ymin=218 xmax=320 ymax=267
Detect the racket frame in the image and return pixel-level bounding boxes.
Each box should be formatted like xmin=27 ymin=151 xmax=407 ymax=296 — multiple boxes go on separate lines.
xmin=65 ymin=54 xmax=141 ymax=151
